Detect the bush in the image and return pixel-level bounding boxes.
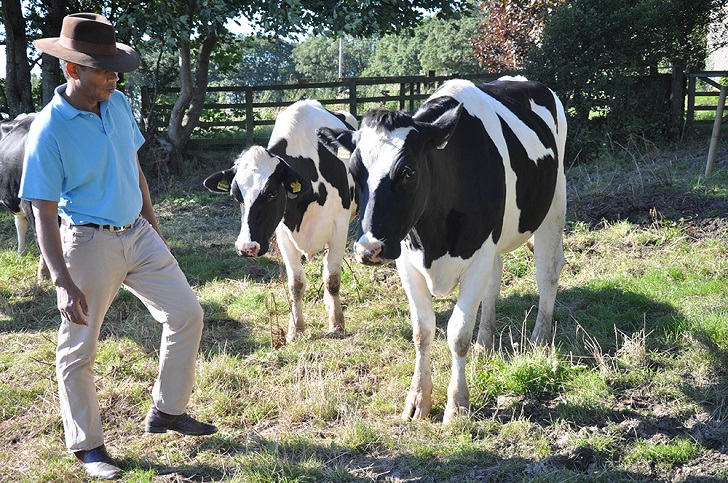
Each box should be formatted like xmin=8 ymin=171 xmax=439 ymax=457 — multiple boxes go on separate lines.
xmin=527 ymin=0 xmax=724 ymax=162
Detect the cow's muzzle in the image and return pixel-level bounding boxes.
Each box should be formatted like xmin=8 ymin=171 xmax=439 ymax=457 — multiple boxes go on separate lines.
xmin=354 ymin=240 xmax=388 ymax=265
xmin=236 ymin=241 xmax=260 ymax=257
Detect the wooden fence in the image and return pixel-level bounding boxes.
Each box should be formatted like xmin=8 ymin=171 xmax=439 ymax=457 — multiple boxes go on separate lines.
xmin=685 ymin=71 xmax=728 ymax=134
xmin=141 ymin=72 xmax=506 ymax=149
xmin=142 ymin=70 xmax=726 ymax=149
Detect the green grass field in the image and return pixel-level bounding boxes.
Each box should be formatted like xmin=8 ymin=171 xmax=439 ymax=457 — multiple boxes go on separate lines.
xmin=1 ymin=136 xmax=727 ymax=482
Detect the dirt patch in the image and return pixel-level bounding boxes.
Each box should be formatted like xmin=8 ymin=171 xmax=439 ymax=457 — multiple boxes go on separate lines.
xmin=567 ymin=147 xmax=728 ymax=240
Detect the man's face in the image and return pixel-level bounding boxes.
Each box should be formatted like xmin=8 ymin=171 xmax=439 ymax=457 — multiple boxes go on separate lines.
xmin=74 ymin=64 xmax=119 ymax=102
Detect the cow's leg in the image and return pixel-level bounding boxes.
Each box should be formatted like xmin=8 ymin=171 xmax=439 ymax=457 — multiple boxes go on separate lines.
xmin=530 ymin=188 xmax=566 ymax=345
xmin=276 ymin=230 xmax=307 ymax=342
xmin=475 ymin=255 xmax=502 ymax=352
xmin=444 ymin=254 xmax=494 ymax=425
xmin=397 ymin=254 xmax=435 ymax=421
xmin=14 ymin=212 xmax=28 ymax=254
xmin=322 ymin=226 xmax=347 ymax=337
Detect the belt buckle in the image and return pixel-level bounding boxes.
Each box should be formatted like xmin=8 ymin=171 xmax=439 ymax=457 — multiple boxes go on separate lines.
xmin=109 ymin=224 xmax=131 ymax=233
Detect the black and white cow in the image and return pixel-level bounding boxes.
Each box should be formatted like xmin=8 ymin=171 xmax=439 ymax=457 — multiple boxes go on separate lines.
xmin=0 ymin=112 xmax=48 ymax=279
xmin=318 ymin=77 xmax=567 ymax=424
xmin=204 ymin=99 xmax=358 ymax=341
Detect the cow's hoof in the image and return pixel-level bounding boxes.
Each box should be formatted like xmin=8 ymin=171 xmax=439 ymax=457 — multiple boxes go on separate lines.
xmin=286 ymin=329 xmax=303 ymax=343
xmin=326 ymin=328 xmax=346 ymax=339
xmin=402 ymin=398 xmax=431 ymax=421
xmin=474 ymin=334 xmax=496 ymax=354
xmin=443 ymin=404 xmax=469 ymax=425
xmin=530 ymin=328 xmax=551 ymax=346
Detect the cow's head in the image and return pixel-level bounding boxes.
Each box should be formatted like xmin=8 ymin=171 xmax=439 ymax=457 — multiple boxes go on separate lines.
xmin=318 ymin=103 xmax=462 ymax=265
xmin=203 ymin=146 xmax=310 ymax=257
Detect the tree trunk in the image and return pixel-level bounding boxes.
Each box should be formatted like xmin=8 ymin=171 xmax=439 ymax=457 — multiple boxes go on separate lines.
xmin=2 ymin=0 xmax=34 ymax=116
xmin=39 ymin=0 xmax=67 ymax=106
xmin=166 ymin=34 xmax=218 ymax=169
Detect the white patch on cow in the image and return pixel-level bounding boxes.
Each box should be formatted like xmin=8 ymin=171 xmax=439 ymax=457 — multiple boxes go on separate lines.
xmin=269 ymin=100 xmax=325 ymax=160
xmin=357 ymin=124 xmax=415 ymax=198
xmin=333 ymin=110 xmax=359 ymax=130
xmin=433 ymin=79 xmax=554 ymax=167
xmin=232 ymin=145 xmax=280 ymax=246
xmin=497 ymin=74 xmax=528 ymax=82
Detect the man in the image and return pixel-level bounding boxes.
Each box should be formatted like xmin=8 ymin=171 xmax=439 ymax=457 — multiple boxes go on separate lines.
xmin=20 ymin=13 xmax=217 ymax=480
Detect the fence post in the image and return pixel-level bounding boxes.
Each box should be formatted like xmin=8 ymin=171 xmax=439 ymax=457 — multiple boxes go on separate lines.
xmin=245 ymin=87 xmax=254 ymax=146
xmin=705 ymin=85 xmax=727 ymax=176
xmin=348 ymin=80 xmax=357 ymax=118
xmin=409 ymin=82 xmax=416 ymax=112
xmin=670 ymin=64 xmax=685 ymax=139
xmin=686 ymin=75 xmax=696 ymax=136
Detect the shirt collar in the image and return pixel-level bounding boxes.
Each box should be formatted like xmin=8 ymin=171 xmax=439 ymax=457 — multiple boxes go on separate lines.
xmin=53 ymin=83 xmax=109 ymax=119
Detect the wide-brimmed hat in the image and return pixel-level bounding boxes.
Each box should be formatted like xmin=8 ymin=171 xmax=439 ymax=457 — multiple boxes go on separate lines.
xmin=33 ymin=13 xmax=140 ymax=73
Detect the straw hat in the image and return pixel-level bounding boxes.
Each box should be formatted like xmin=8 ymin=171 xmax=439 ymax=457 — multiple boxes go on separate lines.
xmin=34 ymin=13 xmax=140 ymax=73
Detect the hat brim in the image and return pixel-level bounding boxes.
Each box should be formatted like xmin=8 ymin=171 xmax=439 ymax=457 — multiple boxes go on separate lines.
xmin=34 ymin=38 xmax=140 ymax=73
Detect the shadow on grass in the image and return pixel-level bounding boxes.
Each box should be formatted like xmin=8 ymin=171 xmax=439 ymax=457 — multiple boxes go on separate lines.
xmin=113 ymin=429 xmax=668 ymax=482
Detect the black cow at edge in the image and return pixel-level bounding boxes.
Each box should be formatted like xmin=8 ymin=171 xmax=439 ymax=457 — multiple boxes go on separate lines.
xmin=319 ymin=77 xmax=568 ymax=424
xmin=0 ymin=112 xmax=49 ymax=280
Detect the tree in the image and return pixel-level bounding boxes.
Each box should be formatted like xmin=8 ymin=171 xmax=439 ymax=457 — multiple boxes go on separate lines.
xmin=364 ymin=33 xmax=425 ymax=76
xmin=471 ymin=0 xmax=564 ymax=72
xmin=26 ymin=0 xmax=66 ymax=107
xmin=256 ymin=0 xmax=470 ymax=38
xmin=419 ymin=10 xmax=484 ymax=75
xmin=224 ymin=36 xmax=296 ymax=85
xmin=2 ymin=0 xmax=470 ymax=167
xmin=2 ymin=0 xmax=34 ymax=116
xmin=120 ymin=0 xmax=470 ymax=168
xmin=527 ymin=0 xmax=728 ymax=155
xmin=364 ymin=7 xmax=484 ymax=77
xmin=293 ymin=36 xmax=373 ymax=79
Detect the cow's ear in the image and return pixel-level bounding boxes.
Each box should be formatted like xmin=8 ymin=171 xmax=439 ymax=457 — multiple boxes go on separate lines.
xmin=203 ymin=168 xmax=235 ymax=193
xmin=421 ymin=103 xmax=463 ymax=151
xmin=317 ymin=127 xmax=357 ymax=158
xmin=280 ymin=164 xmax=312 ymax=200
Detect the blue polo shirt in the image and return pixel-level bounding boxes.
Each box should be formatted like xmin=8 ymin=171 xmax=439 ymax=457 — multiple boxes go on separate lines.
xmin=19 ymin=84 xmax=146 ymax=227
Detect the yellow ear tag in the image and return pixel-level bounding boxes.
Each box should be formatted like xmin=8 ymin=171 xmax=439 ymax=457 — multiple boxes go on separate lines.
xmin=290 ymin=180 xmax=302 ymax=193
xmin=337 ymin=147 xmax=351 ymax=162
xmin=217 ymin=180 xmax=230 ymax=191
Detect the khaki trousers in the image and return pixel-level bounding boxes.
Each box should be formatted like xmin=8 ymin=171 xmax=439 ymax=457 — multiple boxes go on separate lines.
xmin=57 ymin=217 xmax=204 ymax=452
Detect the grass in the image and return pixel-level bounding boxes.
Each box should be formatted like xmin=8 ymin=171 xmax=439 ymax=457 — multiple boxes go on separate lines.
xmin=1 ymin=135 xmax=727 ymax=482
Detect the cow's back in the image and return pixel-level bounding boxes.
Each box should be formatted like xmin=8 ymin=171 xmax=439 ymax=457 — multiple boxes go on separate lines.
xmin=417 ymin=79 xmax=565 ymax=256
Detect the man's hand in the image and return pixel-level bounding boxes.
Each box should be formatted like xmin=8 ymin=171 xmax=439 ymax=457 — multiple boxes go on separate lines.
xmin=57 ymin=281 xmax=89 ymax=326
xmin=32 ymin=199 xmax=90 ymax=326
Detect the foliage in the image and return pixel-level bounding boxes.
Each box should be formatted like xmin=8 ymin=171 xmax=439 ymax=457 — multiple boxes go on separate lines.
xmin=223 ymin=36 xmax=297 ymax=85
xmin=472 ymin=0 xmax=564 ymax=72
xmin=364 ymin=9 xmax=485 ymax=77
xmin=254 ymin=0 xmax=472 ymax=38
xmin=527 ymin=0 xmax=728 ymax=160
xmin=292 ymin=36 xmax=375 ymax=79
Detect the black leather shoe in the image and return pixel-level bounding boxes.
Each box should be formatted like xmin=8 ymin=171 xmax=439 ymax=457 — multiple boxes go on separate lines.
xmin=74 ymin=444 xmax=121 ymax=480
xmin=145 ymin=406 xmax=218 ymax=436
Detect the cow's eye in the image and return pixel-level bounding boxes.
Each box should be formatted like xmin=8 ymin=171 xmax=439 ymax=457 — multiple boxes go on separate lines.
xmin=267 ymin=190 xmax=278 ymax=200
xmin=401 ymin=166 xmax=416 ymax=180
